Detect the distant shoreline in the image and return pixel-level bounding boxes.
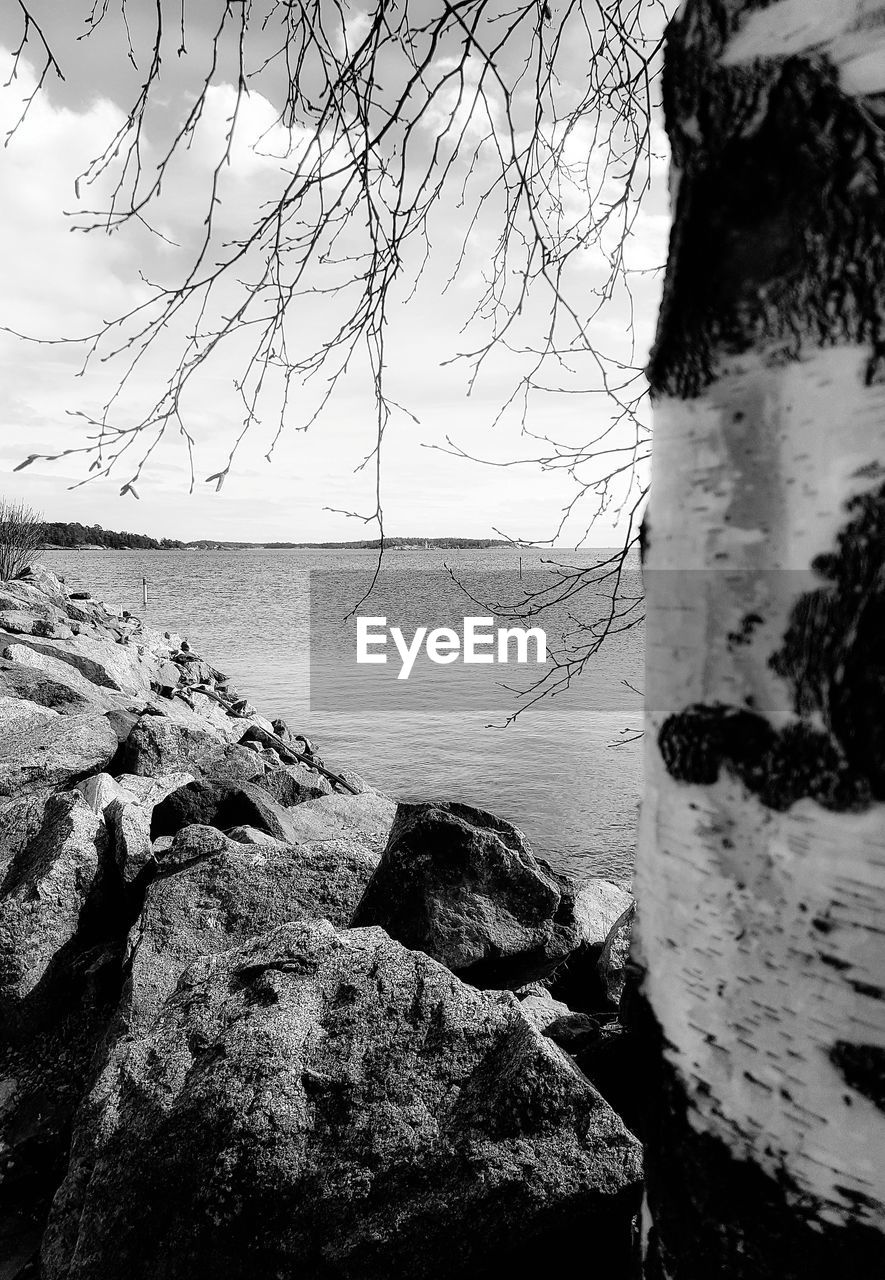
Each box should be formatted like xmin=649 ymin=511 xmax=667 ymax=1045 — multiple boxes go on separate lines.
xmin=43 ymin=537 xmax=515 ymax=552
xmin=38 ymin=522 xmax=521 ymax=552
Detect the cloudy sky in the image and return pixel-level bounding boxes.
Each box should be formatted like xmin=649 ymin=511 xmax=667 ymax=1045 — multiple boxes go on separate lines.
xmin=0 ymin=2 xmax=669 ymax=545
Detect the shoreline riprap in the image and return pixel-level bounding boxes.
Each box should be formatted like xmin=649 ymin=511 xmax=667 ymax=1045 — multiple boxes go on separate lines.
xmin=0 ymin=564 xmax=641 ymax=1279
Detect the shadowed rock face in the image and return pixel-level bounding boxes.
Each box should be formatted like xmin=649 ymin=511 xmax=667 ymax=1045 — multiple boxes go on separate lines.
xmin=43 ymin=920 xmax=643 ymax=1280
xmin=149 ymin=774 xmax=332 ymax=841
xmin=545 ymin=880 xmax=634 ymax=1014
xmin=351 ymin=801 xmax=585 ymax=989
xmin=0 ymin=792 xmax=109 ymax=1017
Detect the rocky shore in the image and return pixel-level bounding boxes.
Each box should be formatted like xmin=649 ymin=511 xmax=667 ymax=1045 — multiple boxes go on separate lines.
xmin=0 ymin=565 xmax=642 ymax=1279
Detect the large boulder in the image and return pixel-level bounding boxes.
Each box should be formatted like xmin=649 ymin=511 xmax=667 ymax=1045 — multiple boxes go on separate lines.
xmin=0 ymin=586 xmax=57 ymax=620
xmin=351 ymin=801 xmax=584 ymax=988
xmin=3 ymin=632 xmax=154 ymax=697
xmin=119 ymin=826 xmax=378 ymax=1034
xmin=195 ymin=743 xmax=265 ymax=785
xmin=0 ymin=792 xmax=108 ymax=1017
xmin=13 ymin=565 xmax=70 ymax=610
xmin=77 ymin=770 xmax=194 ymax=818
xmin=0 ymin=699 xmax=117 ymax=798
xmin=149 ymin=778 xmax=308 ymax=841
xmin=0 ymin=643 xmax=135 ymax=714
xmin=118 ymin=716 xmax=229 ymax=777
xmin=0 ymin=657 xmax=96 ymax=715
xmin=44 ymin=920 xmax=642 ymax=1280
xmin=150 ymin=770 xmax=333 ymax=842
xmin=148 ymin=692 xmax=247 ymax=743
xmin=0 ymin=610 xmax=73 ymax=639
xmin=259 ymin=761 xmax=332 ymax=805
xmin=267 ymin=789 xmax=396 ymax=858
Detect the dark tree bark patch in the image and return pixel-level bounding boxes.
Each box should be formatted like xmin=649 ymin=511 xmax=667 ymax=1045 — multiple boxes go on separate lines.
xmin=648 ymin=3 xmax=885 ymax=398
xmin=658 ymin=484 xmax=885 ymax=812
xmin=829 ymin=1041 xmax=885 ymax=1112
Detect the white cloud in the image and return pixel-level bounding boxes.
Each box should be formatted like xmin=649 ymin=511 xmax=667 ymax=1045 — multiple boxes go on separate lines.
xmin=0 ymin=40 xmax=667 ymax=546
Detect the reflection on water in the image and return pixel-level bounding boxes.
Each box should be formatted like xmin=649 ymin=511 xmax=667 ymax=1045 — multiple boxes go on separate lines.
xmin=45 ymin=546 xmax=643 ymax=880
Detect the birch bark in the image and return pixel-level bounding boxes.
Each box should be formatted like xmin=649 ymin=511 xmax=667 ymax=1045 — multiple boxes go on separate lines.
xmin=636 ymin=2 xmax=885 ymax=1273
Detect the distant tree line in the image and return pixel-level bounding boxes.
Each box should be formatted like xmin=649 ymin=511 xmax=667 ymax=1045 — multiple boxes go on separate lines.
xmin=40 ymin=522 xmax=184 ymax=550
xmin=38 ymin=526 xmax=510 ymax=552
xmin=263 ymin=538 xmax=509 ymax=550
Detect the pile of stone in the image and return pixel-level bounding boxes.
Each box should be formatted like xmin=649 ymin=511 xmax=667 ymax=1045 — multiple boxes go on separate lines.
xmin=0 ymin=564 xmax=641 ymax=1280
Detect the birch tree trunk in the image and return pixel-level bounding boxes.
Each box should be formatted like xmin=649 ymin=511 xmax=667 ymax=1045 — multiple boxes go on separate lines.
xmin=635 ymin=2 xmax=885 ymax=1274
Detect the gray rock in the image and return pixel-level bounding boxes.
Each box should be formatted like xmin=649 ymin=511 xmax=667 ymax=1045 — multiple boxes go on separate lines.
xmin=200 ymin=743 xmax=266 ymax=785
xmin=351 ymin=801 xmax=583 ymax=989
xmin=225 ymin=824 xmax=288 ymax=847
xmin=514 ymin=986 xmax=573 ymax=1034
xmin=13 ymin=565 xmax=69 ymax=608
xmin=120 ymin=826 xmax=379 ymax=1034
xmin=0 ymin=699 xmax=117 ymax=798
xmin=334 ymin=768 xmax=377 ymax=794
xmin=4 ymin=633 xmax=154 ymax=696
xmin=0 ymin=589 xmax=46 ymax=617
xmin=155 ymin=659 xmax=182 ymax=689
xmin=0 ymin=610 xmax=72 ymax=639
xmin=0 ymin=929 xmax=121 ymax=1277
xmin=44 ymin=920 xmax=642 ymax=1280
xmin=0 ymin=589 xmax=55 ymax=619
xmin=0 ymin=792 xmax=107 ymax=1014
xmin=149 ymin=778 xmax=302 ymax=841
xmin=0 ymin=658 xmax=96 ymax=715
xmin=104 ymin=708 xmax=141 ymax=749
xmin=76 ymin=772 xmax=132 ymax=815
xmin=114 ymin=771 xmax=195 ymax=809
xmin=574 ymin=879 xmax=634 ymax=949
xmin=0 ymin=791 xmax=54 ymax=879
xmin=543 ymin=1012 xmax=602 ymax=1055
xmin=172 ymin=653 xmax=213 ymax=685
xmin=147 ymin=693 xmax=246 ymax=743
xmin=81 ymin=772 xmax=195 ymax=882
xmin=254 ymin=761 xmax=332 ymax=804
xmin=65 ymin=600 xmax=97 ymax=625
xmin=598 ymin=903 xmax=635 ymax=1006
xmin=118 ymin=716 xmax=228 ymax=777
xmin=270 ymin=789 xmax=396 ymax=857
xmin=107 ymin=800 xmax=153 ymax=884
xmin=1 ymin=642 xmax=135 ymax=714
xmin=544 ymin=880 xmax=634 ymax=1014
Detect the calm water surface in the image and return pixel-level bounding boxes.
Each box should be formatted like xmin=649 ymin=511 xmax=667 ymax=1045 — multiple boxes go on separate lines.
xmin=45 ymin=548 xmax=643 ymax=880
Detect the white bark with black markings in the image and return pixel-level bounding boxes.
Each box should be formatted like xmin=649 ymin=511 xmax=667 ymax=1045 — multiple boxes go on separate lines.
xmin=636 ymin=1 xmax=885 ymax=1274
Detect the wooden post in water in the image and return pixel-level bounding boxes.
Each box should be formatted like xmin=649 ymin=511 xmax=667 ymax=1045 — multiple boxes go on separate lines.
xmin=142 ymin=577 xmax=148 ymax=608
